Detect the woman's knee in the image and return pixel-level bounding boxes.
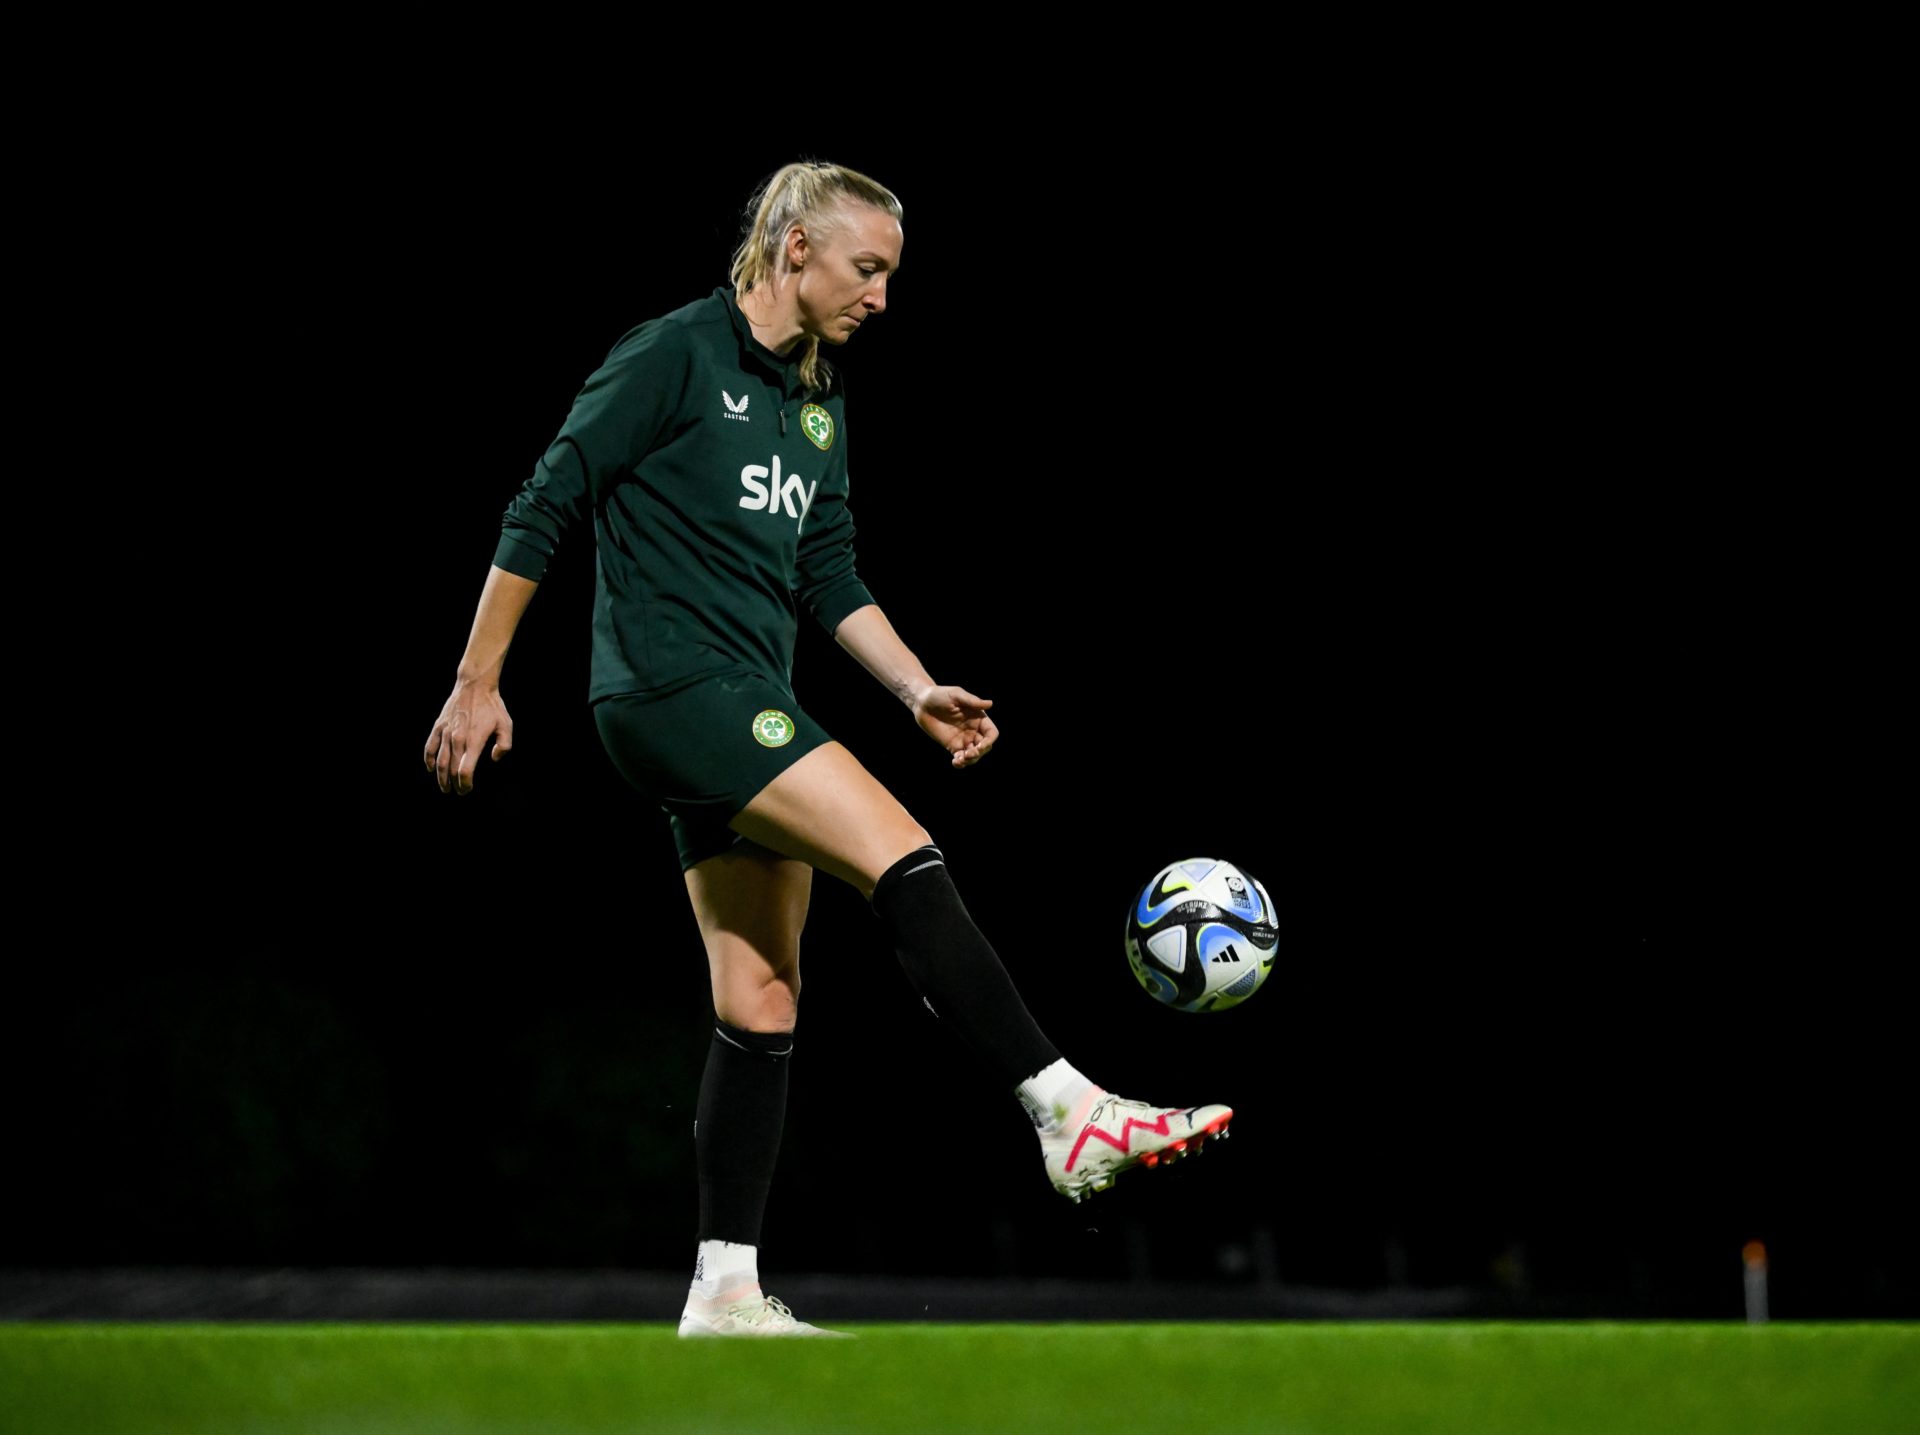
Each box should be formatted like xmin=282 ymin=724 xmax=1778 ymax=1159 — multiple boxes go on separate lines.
xmin=761 ymin=969 xmax=802 ymax=1030
xmin=714 ymin=952 xmax=800 ymax=1032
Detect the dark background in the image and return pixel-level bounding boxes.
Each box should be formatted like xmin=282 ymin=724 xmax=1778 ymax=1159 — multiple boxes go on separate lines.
xmin=13 ymin=133 xmax=1905 ymax=1318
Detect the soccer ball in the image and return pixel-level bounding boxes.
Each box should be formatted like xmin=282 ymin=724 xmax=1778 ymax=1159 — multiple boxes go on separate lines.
xmin=1125 ymin=857 xmax=1276 ymax=1013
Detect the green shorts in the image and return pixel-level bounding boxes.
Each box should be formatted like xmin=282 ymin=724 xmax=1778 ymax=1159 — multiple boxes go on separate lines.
xmin=592 ymin=664 xmax=835 ymax=873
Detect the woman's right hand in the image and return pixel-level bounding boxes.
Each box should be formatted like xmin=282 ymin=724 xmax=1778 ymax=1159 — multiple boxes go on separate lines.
xmin=423 ymin=679 xmax=515 ymax=795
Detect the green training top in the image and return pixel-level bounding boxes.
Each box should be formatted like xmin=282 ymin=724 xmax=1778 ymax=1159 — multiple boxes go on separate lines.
xmin=491 ymin=285 xmax=877 ymax=702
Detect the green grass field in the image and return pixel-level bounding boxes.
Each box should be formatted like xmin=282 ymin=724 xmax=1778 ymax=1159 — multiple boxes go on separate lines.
xmin=4 ymin=1322 xmax=1916 ymax=1435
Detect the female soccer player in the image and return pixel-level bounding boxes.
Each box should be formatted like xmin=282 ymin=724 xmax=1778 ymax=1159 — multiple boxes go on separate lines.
xmin=422 ymin=160 xmax=1233 ymax=1337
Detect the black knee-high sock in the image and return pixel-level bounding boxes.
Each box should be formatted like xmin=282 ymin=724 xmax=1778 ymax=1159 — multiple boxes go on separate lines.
xmin=868 ymin=843 xmax=1064 ymax=1088
xmin=694 ymin=1016 xmax=793 ymax=1248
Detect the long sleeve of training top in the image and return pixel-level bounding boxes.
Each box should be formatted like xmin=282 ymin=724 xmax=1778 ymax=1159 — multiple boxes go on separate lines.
xmin=491 ymin=284 xmax=877 ymax=703
xmin=491 ymin=320 xmax=692 ymax=584
xmin=790 ymin=389 xmax=874 ymax=638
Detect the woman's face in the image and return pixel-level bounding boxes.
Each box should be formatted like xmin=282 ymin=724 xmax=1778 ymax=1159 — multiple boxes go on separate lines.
xmin=796 ymin=204 xmax=903 ymax=345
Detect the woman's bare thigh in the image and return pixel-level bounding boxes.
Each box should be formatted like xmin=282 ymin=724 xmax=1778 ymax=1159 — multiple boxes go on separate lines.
xmin=683 ymin=837 xmax=813 ymax=1033
xmin=726 ymin=740 xmax=931 ymax=900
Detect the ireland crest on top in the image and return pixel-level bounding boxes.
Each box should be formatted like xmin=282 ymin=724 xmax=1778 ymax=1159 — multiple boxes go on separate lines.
xmin=799 ymin=404 xmax=834 ymax=452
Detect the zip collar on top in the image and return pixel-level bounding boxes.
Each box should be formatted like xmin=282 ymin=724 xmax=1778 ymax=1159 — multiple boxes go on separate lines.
xmin=716 ymin=284 xmax=805 ymax=434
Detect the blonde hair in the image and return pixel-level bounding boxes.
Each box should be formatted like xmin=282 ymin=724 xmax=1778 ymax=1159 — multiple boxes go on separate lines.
xmin=729 ymin=159 xmax=904 ymax=397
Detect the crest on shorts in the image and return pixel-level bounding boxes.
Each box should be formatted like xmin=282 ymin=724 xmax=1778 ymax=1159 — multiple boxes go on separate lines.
xmin=799 ymin=403 xmax=834 ymax=452
xmin=752 ymin=709 xmax=794 ymax=747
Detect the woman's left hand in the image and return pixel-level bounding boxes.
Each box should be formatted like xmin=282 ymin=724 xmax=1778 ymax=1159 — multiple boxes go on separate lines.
xmin=912 ymin=684 xmax=998 ymax=769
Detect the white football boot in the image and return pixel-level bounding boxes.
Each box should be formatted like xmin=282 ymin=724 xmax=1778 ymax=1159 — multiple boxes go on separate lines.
xmin=1039 ymin=1086 xmax=1233 ymax=1203
xmin=677 ymin=1284 xmax=855 ymax=1338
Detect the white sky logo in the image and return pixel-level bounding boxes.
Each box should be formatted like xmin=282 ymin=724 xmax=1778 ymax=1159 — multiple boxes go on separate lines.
xmin=740 ymin=455 xmax=817 ymax=528
xmin=721 ymin=390 xmax=750 ymax=421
